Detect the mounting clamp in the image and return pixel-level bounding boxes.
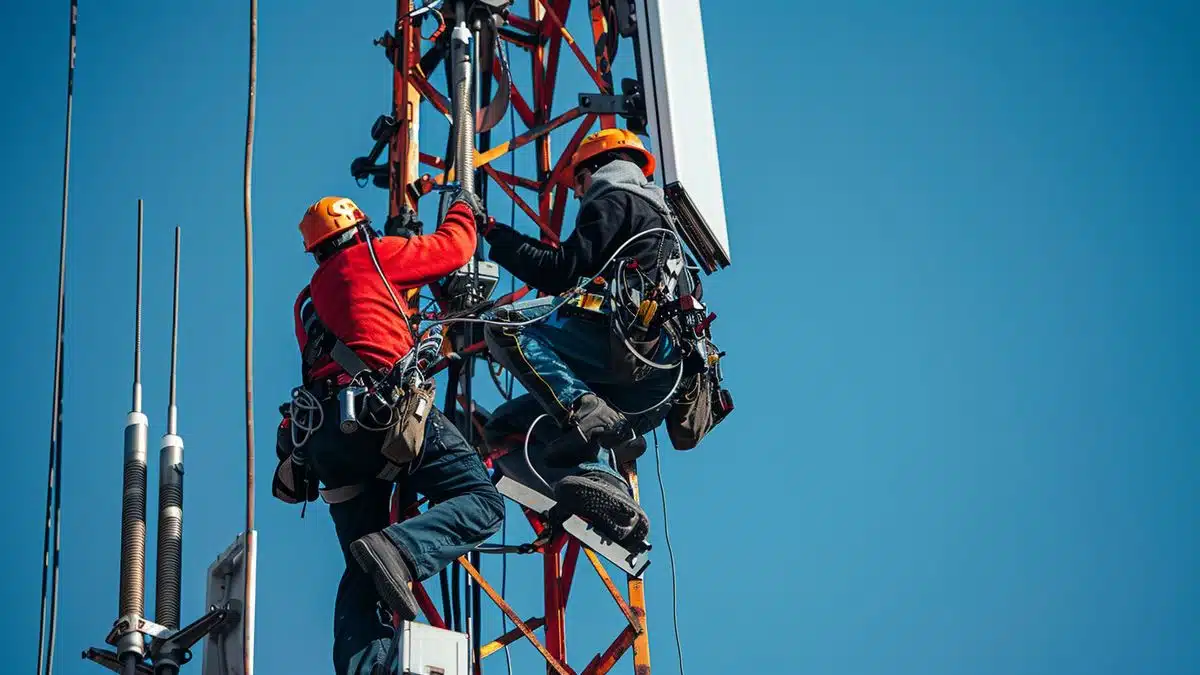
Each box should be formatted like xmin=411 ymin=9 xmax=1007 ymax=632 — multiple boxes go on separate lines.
xmin=350 ymin=114 xmax=401 ymax=187
xmin=87 ymin=605 xmax=236 ymax=675
xmin=578 ymin=78 xmax=647 ymax=135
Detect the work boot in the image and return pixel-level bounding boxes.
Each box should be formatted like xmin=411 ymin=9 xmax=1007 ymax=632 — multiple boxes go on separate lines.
xmin=349 ymin=532 xmax=420 ymax=622
xmin=553 ymin=470 xmax=650 ymax=549
xmin=544 ymin=393 xmax=640 ymax=468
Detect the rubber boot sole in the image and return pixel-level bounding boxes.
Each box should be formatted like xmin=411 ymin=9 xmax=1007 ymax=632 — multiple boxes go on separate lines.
xmin=554 ymin=475 xmax=650 ymax=549
xmin=350 ymin=534 xmax=420 ymax=622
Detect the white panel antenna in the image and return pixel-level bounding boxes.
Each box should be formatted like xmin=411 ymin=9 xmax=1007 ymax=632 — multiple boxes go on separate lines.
xmin=635 ymin=0 xmax=732 ymax=273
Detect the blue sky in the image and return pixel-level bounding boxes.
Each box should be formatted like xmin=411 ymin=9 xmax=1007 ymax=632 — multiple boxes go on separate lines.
xmin=4 ymin=1 xmax=1198 ymax=674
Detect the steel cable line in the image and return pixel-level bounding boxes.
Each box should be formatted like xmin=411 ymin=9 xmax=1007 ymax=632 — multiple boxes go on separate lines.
xmin=242 ymin=0 xmax=259 ymax=673
xmin=37 ymin=2 xmax=76 ymax=673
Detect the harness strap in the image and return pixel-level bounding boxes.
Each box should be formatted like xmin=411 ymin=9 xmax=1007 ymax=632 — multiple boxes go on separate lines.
xmin=318 ymin=460 xmax=404 ymax=504
xmin=296 ymin=285 xmax=391 ymax=382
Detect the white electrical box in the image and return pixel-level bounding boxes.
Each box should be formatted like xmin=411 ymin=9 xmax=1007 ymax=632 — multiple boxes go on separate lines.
xmin=634 ymin=0 xmax=731 ymax=273
xmin=397 ymin=621 xmax=472 ymax=675
xmin=202 ymin=532 xmax=255 ymax=675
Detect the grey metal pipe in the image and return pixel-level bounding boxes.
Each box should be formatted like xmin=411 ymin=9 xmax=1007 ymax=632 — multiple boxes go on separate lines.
xmin=451 ymin=1 xmax=475 ymax=195
xmin=117 ymin=199 xmax=148 ymax=661
xmin=155 ymin=226 xmax=184 ymax=630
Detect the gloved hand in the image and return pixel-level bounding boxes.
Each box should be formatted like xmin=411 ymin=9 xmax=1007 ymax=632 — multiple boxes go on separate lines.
xmin=385 ymin=206 xmax=423 ymax=238
xmin=449 ymin=188 xmax=485 ymax=222
xmin=480 ymin=218 xmax=513 ymax=241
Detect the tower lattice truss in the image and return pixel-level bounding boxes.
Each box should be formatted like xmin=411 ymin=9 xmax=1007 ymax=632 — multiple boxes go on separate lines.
xmin=360 ymin=1 xmax=672 ymax=672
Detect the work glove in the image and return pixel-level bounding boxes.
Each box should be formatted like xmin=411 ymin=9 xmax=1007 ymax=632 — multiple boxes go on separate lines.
xmin=480 ymin=218 xmax=513 ymax=241
xmin=385 ymin=206 xmax=423 ymax=238
xmin=449 ymin=188 xmax=485 ymax=223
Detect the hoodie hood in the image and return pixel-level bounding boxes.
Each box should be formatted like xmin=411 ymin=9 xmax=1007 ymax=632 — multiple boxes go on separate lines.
xmin=579 ymin=158 xmax=671 ymax=217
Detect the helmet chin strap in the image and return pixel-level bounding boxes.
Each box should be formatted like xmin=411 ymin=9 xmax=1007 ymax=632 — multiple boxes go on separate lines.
xmin=312 ymin=221 xmax=374 ymax=264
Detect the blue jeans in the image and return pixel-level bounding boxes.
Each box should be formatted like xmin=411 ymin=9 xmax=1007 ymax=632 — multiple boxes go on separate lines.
xmin=306 ymin=403 xmax=505 ymax=675
xmin=482 ymin=295 xmax=679 ymax=479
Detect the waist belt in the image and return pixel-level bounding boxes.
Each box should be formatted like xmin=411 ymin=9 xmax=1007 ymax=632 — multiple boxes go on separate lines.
xmin=318 ymin=458 xmax=404 ymax=505
xmin=305 ymin=377 xmax=345 ymax=401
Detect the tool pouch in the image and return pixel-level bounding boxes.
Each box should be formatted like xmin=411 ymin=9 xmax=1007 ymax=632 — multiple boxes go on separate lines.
xmin=665 ymin=373 xmax=715 ymax=451
xmin=380 ymin=379 xmax=437 ymax=467
xmin=665 ymin=360 xmax=734 ymax=451
xmin=609 ymin=318 xmax=662 ymax=383
xmin=272 ymin=455 xmax=320 ymax=504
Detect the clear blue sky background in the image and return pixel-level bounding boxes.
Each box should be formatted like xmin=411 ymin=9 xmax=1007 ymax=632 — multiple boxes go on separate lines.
xmin=4 ymin=1 xmax=1197 ymax=674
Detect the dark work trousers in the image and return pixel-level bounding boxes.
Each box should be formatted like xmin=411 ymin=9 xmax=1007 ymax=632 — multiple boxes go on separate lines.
xmin=304 ymin=400 xmax=505 ymax=675
xmin=481 ymin=295 xmax=680 ymax=480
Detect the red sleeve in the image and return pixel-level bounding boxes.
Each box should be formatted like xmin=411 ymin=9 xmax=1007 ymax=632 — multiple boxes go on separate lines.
xmin=374 ymin=201 xmax=478 ymax=288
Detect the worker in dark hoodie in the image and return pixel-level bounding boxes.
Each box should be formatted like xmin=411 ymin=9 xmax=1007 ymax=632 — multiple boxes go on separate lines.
xmin=477 ymin=128 xmax=686 ymax=548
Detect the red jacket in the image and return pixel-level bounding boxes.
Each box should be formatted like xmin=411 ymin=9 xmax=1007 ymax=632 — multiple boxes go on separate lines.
xmin=294 ymin=201 xmax=477 ymax=381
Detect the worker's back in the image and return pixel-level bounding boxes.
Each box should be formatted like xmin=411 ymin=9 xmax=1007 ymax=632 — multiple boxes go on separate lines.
xmin=306 ymin=240 xmax=415 ymax=377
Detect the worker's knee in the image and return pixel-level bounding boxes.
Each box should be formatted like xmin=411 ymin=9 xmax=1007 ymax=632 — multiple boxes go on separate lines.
xmin=476 ymin=482 xmax=506 ymax=535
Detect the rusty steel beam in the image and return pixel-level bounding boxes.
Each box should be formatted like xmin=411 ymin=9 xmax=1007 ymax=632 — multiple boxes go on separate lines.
xmin=622 ymin=463 xmax=652 ymax=672
xmin=583 ymin=548 xmax=640 ymax=632
xmin=535 ymin=0 xmax=608 ymax=91
xmin=544 ymin=535 xmax=568 ymax=669
xmin=487 ymin=166 xmax=542 ymax=192
xmin=581 ymin=626 xmax=638 ymax=675
xmin=492 ymin=51 xmax=537 ymax=128
xmin=559 ymin=539 xmax=582 ymax=604
xmin=587 ymin=0 xmax=616 ymax=129
xmin=480 ymin=617 xmax=547 ymax=659
xmin=483 ymin=164 xmax=555 ymax=239
xmin=457 ymin=556 xmax=572 ymax=675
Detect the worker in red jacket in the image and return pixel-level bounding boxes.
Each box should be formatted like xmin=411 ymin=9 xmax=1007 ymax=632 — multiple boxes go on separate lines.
xmin=279 ymin=193 xmax=505 ymax=675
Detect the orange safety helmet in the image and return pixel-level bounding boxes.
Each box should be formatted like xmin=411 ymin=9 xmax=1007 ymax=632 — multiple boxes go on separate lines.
xmin=298 ymin=196 xmax=370 ymax=252
xmin=568 ymin=128 xmax=656 ymax=179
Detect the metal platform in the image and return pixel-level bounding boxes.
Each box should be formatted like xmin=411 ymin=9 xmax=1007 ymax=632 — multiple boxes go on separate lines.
xmin=492 ymin=451 xmax=651 ymax=578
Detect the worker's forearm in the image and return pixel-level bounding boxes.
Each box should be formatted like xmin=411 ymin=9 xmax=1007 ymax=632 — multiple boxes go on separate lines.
xmin=485 ymin=226 xmax=574 ymax=294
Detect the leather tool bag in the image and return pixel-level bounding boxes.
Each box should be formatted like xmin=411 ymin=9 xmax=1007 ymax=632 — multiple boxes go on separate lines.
xmin=665 ymin=373 xmax=715 ymax=450
xmin=665 ymin=339 xmax=733 ymax=451
xmin=609 ymin=318 xmax=662 ymax=384
xmin=380 ymin=379 xmax=437 ymax=466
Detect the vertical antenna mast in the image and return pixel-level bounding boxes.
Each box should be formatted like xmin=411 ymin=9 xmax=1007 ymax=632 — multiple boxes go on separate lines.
xmin=116 ymin=199 xmax=150 ymax=675
xmin=242 ymin=1 xmax=259 ymax=672
xmin=451 ymin=0 xmax=475 ymax=195
xmin=87 ymin=222 xmax=229 ymax=675
xmin=155 ymin=227 xmax=184 ymax=633
xmin=37 ymin=1 xmax=76 ymax=673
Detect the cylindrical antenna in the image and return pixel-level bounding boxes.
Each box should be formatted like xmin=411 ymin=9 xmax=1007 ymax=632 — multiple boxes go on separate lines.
xmin=451 ymin=0 xmax=475 ymax=195
xmin=37 ymin=2 xmax=76 ymax=673
xmin=116 ymin=198 xmax=149 ymax=671
xmin=155 ymin=226 xmax=184 ymax=632
xmin=132 ymin=201 xmax=143 ymax=412
xmin=168 ymin=227 xmax=180 ymax=435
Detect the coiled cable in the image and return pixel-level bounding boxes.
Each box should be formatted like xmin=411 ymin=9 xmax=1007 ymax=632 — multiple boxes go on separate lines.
xmin=288 ymin=386 xmax=324 ymax=448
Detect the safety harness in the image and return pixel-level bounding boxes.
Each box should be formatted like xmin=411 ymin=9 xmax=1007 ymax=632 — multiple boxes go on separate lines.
xmin=273 ymin=243 xmax=441 ymax=509
xmin=600 ymin=201 xmax=734 ymax=447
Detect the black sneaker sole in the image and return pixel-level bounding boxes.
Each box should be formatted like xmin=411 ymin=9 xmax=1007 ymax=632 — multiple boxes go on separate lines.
xmin=350 ymin=537 xmax=420 ymax=622
xmin=554 ymin=475 xmax=650 ymax=546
